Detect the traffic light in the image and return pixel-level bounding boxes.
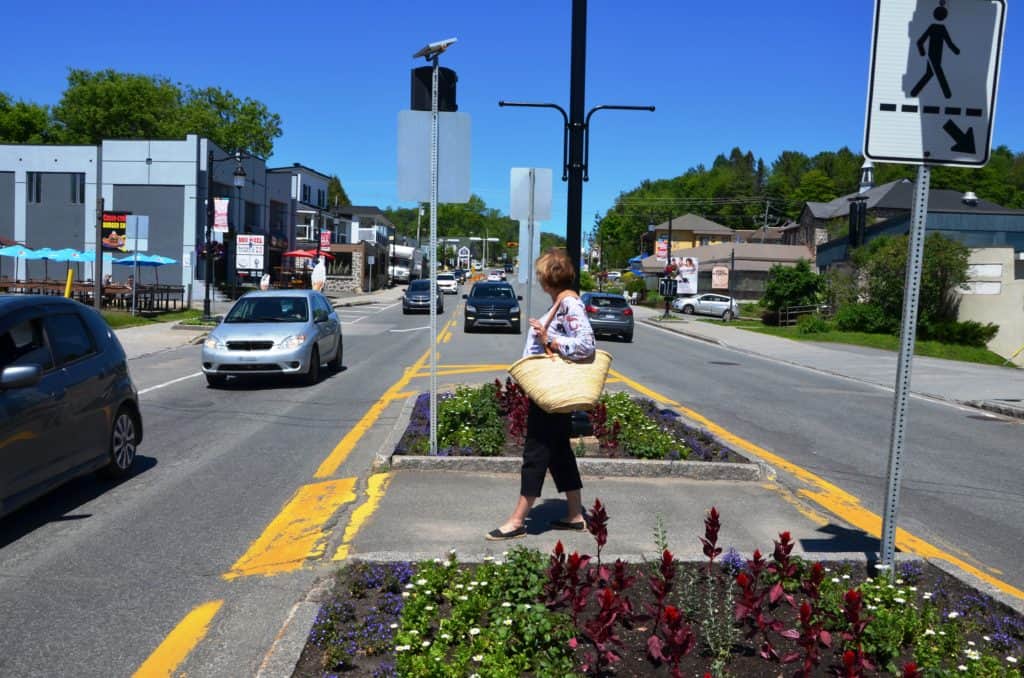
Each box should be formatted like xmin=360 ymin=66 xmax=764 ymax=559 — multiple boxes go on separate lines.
xmin=410 ymin=67 xmax=458 ymax=112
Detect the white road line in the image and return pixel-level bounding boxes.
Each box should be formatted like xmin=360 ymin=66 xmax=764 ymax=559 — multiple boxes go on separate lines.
xmin=389 ymin=326 xmax=430 ymax=333
xmin=139 ymin=372 xmax=203 ymax=395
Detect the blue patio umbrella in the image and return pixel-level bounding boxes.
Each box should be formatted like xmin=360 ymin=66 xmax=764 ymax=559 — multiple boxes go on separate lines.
xmin=0 ymin=245 xmax=40 ymax=280
xmin=113 ymin=253 xmax=176 ymax=285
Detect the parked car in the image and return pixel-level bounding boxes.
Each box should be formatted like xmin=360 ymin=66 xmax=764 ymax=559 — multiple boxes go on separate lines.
xmin=487 ymin=271 xmax=503 ymax=282
xmin=403 ymin=279 xmax=444 ymax=314
xmin=202 ymin=290 xmax=343 ymax=387
xmin=581 ymin=292 xmax=634 ymax=342
xmin=453 ymin=269 xmax=467 ymax=284
xmin=437 ymin=272 xmax=459 ymax=294
xmin=463 ymin=281 xmax=522 ymax=333
xmin=672 ymin=293 xmax=740 ymax=320
xmin=0 ymin=295 xmax=142 ymax=517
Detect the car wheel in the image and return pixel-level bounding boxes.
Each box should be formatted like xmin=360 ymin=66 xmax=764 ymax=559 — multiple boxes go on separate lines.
xmin=304 ymin=347 xmax=320 ymax=385
xmin=205 ymin=374 xmax=227 ymax=388
xmin=623 ymin=332 xmax=633 ymax=343
xmin=402 ymin=308 xmax=409 ymax=315
xmin=722 ymin=309 xmax=734 ymax=321
xmin=514 ymin=321 xmax=522 ymax=334
xmin=100 ymin=407 xmax=138 ymax=479
xmin=328 ymin=338 xmax=343 ymax=372
xmin=464 ymin=321 xmax=473 ymax=333
xmin=682 ymin=305 xmax=695 ymax=315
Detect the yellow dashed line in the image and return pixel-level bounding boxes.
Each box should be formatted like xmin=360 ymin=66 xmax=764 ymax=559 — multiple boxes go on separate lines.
xmin=333 ymin=473 xmax=393 ymax=561
xmin=132 ymin=600 xmax=223 ymax=677
xmin=223 ymin=478 xmax=357 ymax=580
xmin=608 ymin=367 xmax=1024 ymax=601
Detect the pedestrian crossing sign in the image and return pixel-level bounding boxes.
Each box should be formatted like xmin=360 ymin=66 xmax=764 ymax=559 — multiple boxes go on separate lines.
xmin=864 ymin=0 xmax=1006 ymax=167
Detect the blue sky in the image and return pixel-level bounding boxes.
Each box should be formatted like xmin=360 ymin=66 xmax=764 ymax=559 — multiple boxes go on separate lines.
xmin=2 ymin=0 xmax=1020 ymax=240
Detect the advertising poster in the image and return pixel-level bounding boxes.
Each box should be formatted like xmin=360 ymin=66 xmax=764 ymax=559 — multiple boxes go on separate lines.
xmin=214 ymin=198 xmax=230 ymax=233
xmin=712 ymin=265 xmax=730 ymax=290
xmin=235 ymin=235 xmax=265 ymax=272
xmin=675 ymin=256 xmax=699 ymax=296
xmin=655 ymin=236 xmax=668 ymax=261
xmin=101 ymin=211 xmax=129 ymax=251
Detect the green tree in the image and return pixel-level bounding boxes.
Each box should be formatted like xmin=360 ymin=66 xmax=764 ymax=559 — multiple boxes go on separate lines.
xmin=791 ymin=169 xmax=838 ymax=208
xmin=327 ymin=175 xmax=350 ymax=208
xmin=761 ymin=259 xmax=821 ymax=311
xmin=856 ymin=233 xmax=969 ymax=326
xmin=0 ymin=93 xmax=54 ymax=143
xmin=176 ymin=86 xmax=282 ymax=157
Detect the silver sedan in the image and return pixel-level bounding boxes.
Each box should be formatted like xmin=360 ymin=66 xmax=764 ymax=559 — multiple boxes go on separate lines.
xmin=201 ymin=290 xmax=342 ymax=387
xmin=672 ymin=293 xmax=740 ymax=320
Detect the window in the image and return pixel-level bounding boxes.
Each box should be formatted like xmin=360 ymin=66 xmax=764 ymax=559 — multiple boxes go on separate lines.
xmin=296 ymin=223 xmax=313 ymax=241
xmin=301 ymin=184 xmax=311 ymax=203
xmin=317 ymin=189 xmax=325 ymax=208
xmin=0 ymin=318 xmax=53 ymax=370
xmin=26 ymin=172 xmax=41 ymax=203
xmin=43 ymin=314 xmax=96 ymax=366
xmin=70 ymin=173 xmax=85 ymax=204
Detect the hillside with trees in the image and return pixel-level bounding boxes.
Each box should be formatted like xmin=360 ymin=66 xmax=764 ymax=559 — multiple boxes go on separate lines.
xmin=594 ymin=145 xmax=1024 ymax=268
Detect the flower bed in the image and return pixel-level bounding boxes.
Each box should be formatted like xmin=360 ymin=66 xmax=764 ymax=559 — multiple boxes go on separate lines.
xmin=294 ymin=501 xmax=1024 ymax=677
xmin=393 ymin=380 xmax=743 ymax=464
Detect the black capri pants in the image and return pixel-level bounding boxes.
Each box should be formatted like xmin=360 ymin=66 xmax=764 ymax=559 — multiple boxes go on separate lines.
xmin=520 ymin=400 xmax=583 ymax=497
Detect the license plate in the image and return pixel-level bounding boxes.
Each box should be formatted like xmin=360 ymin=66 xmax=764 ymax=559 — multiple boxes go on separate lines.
xmin=601 ymin=314 xmax=616 ymax=319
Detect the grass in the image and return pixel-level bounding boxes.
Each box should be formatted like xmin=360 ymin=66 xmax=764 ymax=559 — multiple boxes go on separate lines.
xmin=101 ymin=308 xmax=210 ymax=330
xmin=722 ymin=319 xmax=1012 ymax=367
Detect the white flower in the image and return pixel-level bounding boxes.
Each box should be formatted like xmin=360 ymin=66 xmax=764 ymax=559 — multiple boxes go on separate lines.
xmin=445 ymin=560 xmax=456 ymax=567
xmin=887 ymin=584 xmax=895 ymax=590
xmin=832 ymin=577 xmax=841 ymax=583
xmin=422 ymin=641 xmax=431 ymax=648
xmin=402 ymin=592 xmax=410 ymax=598
xmin=502 ymin=602 xmax=512 ymax=608
xmin=875 ymin=563 xmax=891 ymax=571
xmin=910 ymin=586 xmax=918 ymax=592
xmin=894 ymin=597 xmax=906 ymax=604
xmin=472 ymin=655 xmax=483 ymax=662
xmin=967 ymin=641 xmax=976 ymax=647
xmin=983 ymin=635 xmax=991 ymax=642
xmin=425 ymin=589 xmax=433 ymax=594
xmin=842 ymin=574 xmax=851 ymax=580
xmin=896 ymin=579 xmax=905 ymax=585
xmin=867 ymin=604 xmax=878 ymax=610
xmin=958 ymin=665 xmax=968 ymax=671
xmin=449 ymin=548 xmax=457 ymax=555
xmin=409 ymin=629 xmax=419 ymax=636
xmin=966 ymin=650 xmax=980 ymax=660
xmin=470 ymin=581 xmax=479 ymax=586
xmin=923 ymin=592 xmax=933 ymax=599
xmin=417 ymin=578 xmax=428 ymax=585
xmin=405 ymin=583 xmax=415 ymax=589
xmin=390 ymin=623 xmax=399 ymax=629
xmin=924 ymin=629 xmax=936 ymax=636
xmin=480 ymin=581 xmax=489 ymax=586
xmin=503 ymin=618 xmax=513 ymax=626
xmin=1007 ymin=656 xmax=1018 ymax=664
xmin=425 ymin=605 xmax=435 ymax=611
xmin=940 ymin=631 xmax=947 ymax=636
xmin=396 ymin=645 xmax=411 ymax=652
xmin=470 ymin=674 xmax=481 ymax=678
xmin=433 ymin=558 xmax=442 ymax=563
xmin=948 ymin=611 xmax=960 ymax=619
xmin=458 ymin=595 xmax=468 ymax=601
xmin=483 ymin=556 xmax=494 ymax=562
xmin=441 ymin=633 xmax=452 ymax=640
xmin=455 ymin=584 xmax=464 ymax=589
xmin=469 ymin=628 xmax=480 ymax=636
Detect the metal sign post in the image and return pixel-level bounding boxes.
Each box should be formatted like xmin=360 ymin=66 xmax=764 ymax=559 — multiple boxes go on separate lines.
xmin=429 ymin=53 xmax=440 ymax=458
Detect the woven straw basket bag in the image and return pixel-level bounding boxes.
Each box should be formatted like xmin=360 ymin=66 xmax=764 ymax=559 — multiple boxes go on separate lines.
xmin=508 ymin=349 xmax=613 ymax=414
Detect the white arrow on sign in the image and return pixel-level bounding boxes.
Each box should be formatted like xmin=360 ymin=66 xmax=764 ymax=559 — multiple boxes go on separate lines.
xmin=864 ymin=0 xmax=1006 ymax=167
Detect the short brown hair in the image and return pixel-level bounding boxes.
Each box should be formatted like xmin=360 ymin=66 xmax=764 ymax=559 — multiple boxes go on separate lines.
xmin=535 ymin=248 xmax=575 ymax=291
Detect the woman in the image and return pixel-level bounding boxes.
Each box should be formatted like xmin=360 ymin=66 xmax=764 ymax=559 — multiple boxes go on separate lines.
xmin=488 ymin=248 xmax=596 ymax=541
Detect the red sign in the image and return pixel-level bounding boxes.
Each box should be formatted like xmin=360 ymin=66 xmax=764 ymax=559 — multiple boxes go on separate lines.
xmin=101 ymin=211 xmax=129 ymax=251
xmin=320 ymin=230 xmax=332 ymax=248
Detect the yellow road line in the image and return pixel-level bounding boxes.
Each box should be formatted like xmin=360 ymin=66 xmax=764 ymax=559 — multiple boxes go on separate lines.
xmin=223 ymin=478 xmax=357 ymax=580
xmin=608 ymin=367 xmax=1024 ymax=601
xmin=132 ymin=600 xmax=223 ymax=677
xmin=333 ymin=473 xmax=394 ymax=561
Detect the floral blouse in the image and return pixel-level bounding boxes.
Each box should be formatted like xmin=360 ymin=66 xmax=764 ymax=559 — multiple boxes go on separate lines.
xmin=522 ymin=295 xmax=596 ymax=361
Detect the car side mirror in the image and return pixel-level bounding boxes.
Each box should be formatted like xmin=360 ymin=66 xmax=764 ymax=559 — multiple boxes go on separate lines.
xmin=0 ymin=364 xmax=42 ymax=390
xmin=517 ymin=295 xmax=523 ymax=301
xmin=314 ymin=310 xmax=328 ymax=323
xmin=462 ymin=294 xmax=468 ymax=299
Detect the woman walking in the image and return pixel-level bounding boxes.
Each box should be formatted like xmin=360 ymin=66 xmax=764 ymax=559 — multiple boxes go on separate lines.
xmin=488 ymin=248 xmax=596 ymax=541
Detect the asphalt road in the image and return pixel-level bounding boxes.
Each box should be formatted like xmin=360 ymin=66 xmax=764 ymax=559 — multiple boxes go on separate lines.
xmin=0 ymin=279 xmax=1020 ymax=676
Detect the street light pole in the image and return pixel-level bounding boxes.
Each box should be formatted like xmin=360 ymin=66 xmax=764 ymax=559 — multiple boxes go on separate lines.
xmin=203 ymin=150 xmax=248 ymax=321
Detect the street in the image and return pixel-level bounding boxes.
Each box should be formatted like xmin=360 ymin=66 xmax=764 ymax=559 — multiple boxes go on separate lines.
xmin=0 ymin=282 xmax=1021 ymax=676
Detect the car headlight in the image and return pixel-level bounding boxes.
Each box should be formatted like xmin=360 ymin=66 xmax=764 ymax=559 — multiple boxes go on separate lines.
xmin=204 ymin=335 xmax=225 ymax=350
xmin=510 ymin=305 xmax=520 ymax=314
xmin=276 ymin=334 xmax=307 ymax=349
xmin=465 ymin=304 xmax=476 ymax=313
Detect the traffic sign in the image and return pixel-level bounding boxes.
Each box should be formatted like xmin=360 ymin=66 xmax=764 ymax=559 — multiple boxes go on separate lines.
xmin=864 ymin=0 xmax=1006 ymax=167
xmin=235 ymin=234 xmax=265 ymax=272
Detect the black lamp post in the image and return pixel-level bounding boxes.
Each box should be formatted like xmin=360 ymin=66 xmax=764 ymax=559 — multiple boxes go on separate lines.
xmin=203 ymin=151 xmax=247 ymax=321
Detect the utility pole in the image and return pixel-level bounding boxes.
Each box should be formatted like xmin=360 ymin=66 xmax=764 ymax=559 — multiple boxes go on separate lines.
xmin=93 ymin=196 xmax=104 ymax=310
xmin=761 ymin=199 xmax=770 ymax=243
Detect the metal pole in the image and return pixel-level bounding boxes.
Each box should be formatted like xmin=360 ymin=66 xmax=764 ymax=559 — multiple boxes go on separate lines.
xmin=93 ymin=196 xmax=104 ymax=310
xmin=729 ymin=246 xmax=735 ymax=313
xmin=762 ymin=200 xmax=770 ymax=243
xmin=663 ymin=214 xmax=673 ymax=319
xmin=429 ymin=54 xmax=440 ymax=457
xmin=204 ymin=149 xmax=214 ymax=320
xmin=566 ymin=0 xmax=587 ymax=291
xmin=526 ymin=168 xmax=535 ymax=321
xmin=879 ymin=164 xmax=931 ymax=574
xmin=416 ymin=204 xmax=423 ymax=246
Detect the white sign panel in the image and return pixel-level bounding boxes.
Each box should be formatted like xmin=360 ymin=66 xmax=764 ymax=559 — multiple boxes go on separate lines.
xmin=509 ymin=168 xmax=553 ymax=221
xmin=126 ymin=215 xmax=149 ymax=253
xmin=517 ymin=220 xmax=542 ymax=284
xmin=235 ymin=234 xmax=265 ymax=271
xmin=397 ymin=110 xmax=472 ymax=203
xmin=864 ymin=0 xmax=1006 ymax=167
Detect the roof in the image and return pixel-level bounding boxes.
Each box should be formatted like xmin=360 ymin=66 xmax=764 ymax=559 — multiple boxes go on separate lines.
xmin=803 ymin=180 xmax=1024 ymax=220
xmin=649 ymin=213 xmax=735 ymax=235
xmin=0 ymin=294 xmax=81 ymax=311
xmin=267 ymin=163 xmax=332 ymax=180
xmin=640 ymin=242 xmax=814 ymax=272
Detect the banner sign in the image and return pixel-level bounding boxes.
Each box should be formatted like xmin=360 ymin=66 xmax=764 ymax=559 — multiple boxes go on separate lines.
xmin=214 ymin=198 xmax=230 ymax=233
xmin=712 ymin=265 xmax=730 ymax=290
xmin=101 ymin=211 xmax=129 ymax=251
xmin=320 ymin=230 xmax=332 ymax=248
xmin=235 ymin=234 xmax=265 ymax=271
xmin=674 ymin=256 xmax=699 ymax=296
xmin=655 ymin=237 xmax=668 ymax=261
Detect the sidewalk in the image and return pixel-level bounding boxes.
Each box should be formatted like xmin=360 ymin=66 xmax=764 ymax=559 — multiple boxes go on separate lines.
xmin=114 ymin=323 xmax=206 ymax=361
xmin=633 ymin=304 xmax=1024 ymax=419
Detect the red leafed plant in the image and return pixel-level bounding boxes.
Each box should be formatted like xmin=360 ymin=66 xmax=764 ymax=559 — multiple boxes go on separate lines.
xmin=767 ymin=530 xmax=799 ymax=608
xmin=494 ymin=378 xmax=529 ymax=442
xmin=780 ymin=600 xmax=832 ymax=677
xmin=647 ymin=549 xmax=677 ymax=635
xmin=734 ymin=549 xmax=785 ymax=661
xmin=902 ymin=661 xmax=923 ymax=678
xmin=588 ymin=402 xmax=621 ymax=453
xmin=835 ymin=589 xmax=875 ymax=676
xmin=647 ymin=604 xmax=696 ymax=678
xmin=699 ymin=506 xmax=723 ymax=574
xmin=587 ymin=498 xmax=609 ymax=566
xmin=579 ymin=586 xmax=629 ymax=674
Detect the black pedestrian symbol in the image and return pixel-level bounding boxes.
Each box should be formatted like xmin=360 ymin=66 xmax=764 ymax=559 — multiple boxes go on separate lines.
xmin=910 ymin=0 xmax=960 ymax=99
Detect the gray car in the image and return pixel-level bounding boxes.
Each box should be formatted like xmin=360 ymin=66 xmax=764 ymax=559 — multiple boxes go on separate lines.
xmin=672 ymin=293 xmax=740 ymax=320
xmin=402 ymin=279 xmax=444 ymax=314
xmin=581 ymin=292 xmax=634 ymax=342
xmin=201 ymin=290 xmax=343 ymax=387
xmin=0 ymin=295 xmax=142 ymax=517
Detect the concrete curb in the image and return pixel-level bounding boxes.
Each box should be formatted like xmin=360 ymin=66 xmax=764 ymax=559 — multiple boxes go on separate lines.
xmin=255 ymin=576 xmax=335 ymax=678
xmin=641 ymin=317 xmax=724 ymax=346
xmin=965 ymin=399 xmax=1024 ymax=421
xmin=391 ymin=455 xmax=761 ymax=480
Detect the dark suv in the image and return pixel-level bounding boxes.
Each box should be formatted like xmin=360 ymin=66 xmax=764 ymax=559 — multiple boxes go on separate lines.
xmin=0 ymin=296 xmax=142 ymax=517
xmin=463 ymin=282 xmax=522 ymax=333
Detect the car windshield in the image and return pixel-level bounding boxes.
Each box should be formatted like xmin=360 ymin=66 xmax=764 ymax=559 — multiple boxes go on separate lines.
xmin=225 ymin=297 xmax=309 ymax=323
xmin=472 ymin=285 xmax=514 ymax=299
xmin=438 ymin=274 xmax=454 ymax=280
xmin=409 ymin=280 xmax=431 ymax=291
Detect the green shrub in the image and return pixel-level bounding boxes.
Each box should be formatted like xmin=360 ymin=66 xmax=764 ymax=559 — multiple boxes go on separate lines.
xmin=437 ymin=384 xmax=505 ymax=455
xmin=762 ymin=259 xmax=821 ymax=311
xmin=580 ymin=270 xmax=596 ymax=291
xmin=623 ymin=273 xmax=646 ymax=296
xmin=917 ymin=319 xmax=1000 ymax=347
xmin=601 ymin=392 xmax=688 ymax=460
xmin=834 ymin=303 xmax=896 ymax=334
xmin=796 ymin=313 xmax=830 ymax=334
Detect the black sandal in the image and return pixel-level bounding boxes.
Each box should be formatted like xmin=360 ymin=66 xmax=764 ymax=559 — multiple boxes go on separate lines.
xmin=486 ymin=525 xmax=527 ymax=541
xmin=549 ymin=519 xmax=586 ymax=531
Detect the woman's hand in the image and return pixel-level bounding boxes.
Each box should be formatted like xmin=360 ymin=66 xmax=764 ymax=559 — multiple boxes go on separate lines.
xmin=528 ymin=318 xmax=545 ymax=342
